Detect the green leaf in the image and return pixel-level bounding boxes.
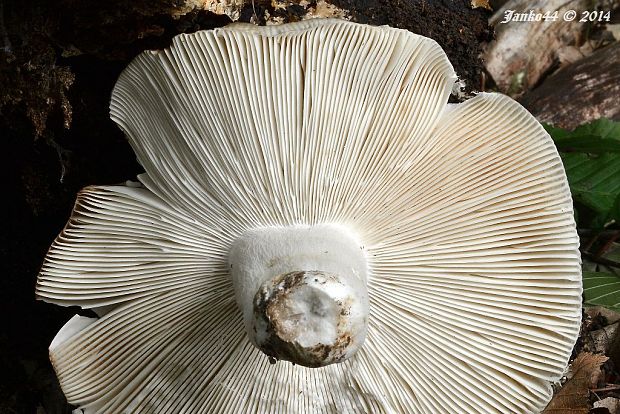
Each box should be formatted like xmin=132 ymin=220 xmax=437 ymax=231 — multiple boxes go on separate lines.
xmin=550 ymin=119 xmax=620 ymax=153
xmin=543 ymin=123 xmax=571 ymax=140
xmin=561 ymin=152 xmax=620 ymax=215
xmin=570 ymin=118 xmax=620 ymax=140
xmin=554 ymin=135 xmax=620 ymax=153
xmin=545 ymin=119 xmax=620 ymax=227
xmin=583 ymin=271 xmax=620 ymax=311
xmin=609 ymin=193 xmax=620 ymax=223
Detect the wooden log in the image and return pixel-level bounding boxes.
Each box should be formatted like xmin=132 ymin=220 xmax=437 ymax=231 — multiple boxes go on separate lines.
xmin=519 ymin=41 xmax=620 ymax=130
xmin=484 ymin=0 xmax=590 ymax=96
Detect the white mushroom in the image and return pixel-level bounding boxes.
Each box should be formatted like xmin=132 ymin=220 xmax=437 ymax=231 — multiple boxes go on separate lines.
xmin=37 ymin=19 xmax=582 ymax=413
xmin=230 ymin=224 xmax=369 ymax=367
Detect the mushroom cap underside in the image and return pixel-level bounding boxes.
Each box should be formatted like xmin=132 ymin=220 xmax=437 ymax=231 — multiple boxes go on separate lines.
xmin=37 ymin=19 xmax=581 ymax=414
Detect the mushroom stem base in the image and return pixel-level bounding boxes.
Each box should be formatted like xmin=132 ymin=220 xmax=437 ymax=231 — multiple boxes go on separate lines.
xmin=228 ymin=224 xmax=369 ymax=367
xmin=253 ymin=270 xmax=367 ymax=367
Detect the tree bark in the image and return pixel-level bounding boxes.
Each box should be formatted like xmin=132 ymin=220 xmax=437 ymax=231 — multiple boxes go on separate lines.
xmin=519 ymin=41 xmax=620 ymax=130
xmin=484 ymin=0 xmax=591 ymax=96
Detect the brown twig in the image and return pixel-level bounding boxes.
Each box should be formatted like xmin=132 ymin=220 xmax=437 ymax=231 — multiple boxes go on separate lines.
xmin=583 ymin=232 xmax=601 ymax=254
xmin=582 ymin=251 xmax=620 ymax=269
xmin=591 ymin=384 xmax=620 ymax=393
xmin=596 ymin=231 xmax=620 ymax=257
xmin=578 ymin=229 xmax=620 ymax=238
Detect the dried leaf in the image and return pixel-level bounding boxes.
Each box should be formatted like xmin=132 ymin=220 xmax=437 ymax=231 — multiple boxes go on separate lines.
xmin=593 ymin=397 xmax=620 ymax=414
xmin=470 ymin=0 xmax=491 ymax=10
xmin=585 ymin=306 xmax=620 ymax=325
xmin=543 ymin=352 xmax=608 ymax=413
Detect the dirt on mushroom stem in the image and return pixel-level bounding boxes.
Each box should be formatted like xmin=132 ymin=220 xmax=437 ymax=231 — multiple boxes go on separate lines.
xmin=253 ymin=270 xmax=358 ymax=368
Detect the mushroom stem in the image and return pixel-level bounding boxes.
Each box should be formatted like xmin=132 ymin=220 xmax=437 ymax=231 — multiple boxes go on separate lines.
xmin=253 ymin=270 xmax=367 ymax=367
xmin=229 ymin=225 xmax=369 ymax=367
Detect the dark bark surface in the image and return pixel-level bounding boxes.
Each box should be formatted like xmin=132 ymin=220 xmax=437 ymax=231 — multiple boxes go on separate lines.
xmin=519 ymin=41 xmax=620 ymax=130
